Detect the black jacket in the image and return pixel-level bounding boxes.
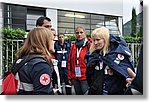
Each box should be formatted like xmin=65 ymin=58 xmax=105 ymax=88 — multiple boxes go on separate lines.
xmin=85 ymin=35 xmax=135 ymax=95
xmin=15 ymin=56 xmax=53 ymax=95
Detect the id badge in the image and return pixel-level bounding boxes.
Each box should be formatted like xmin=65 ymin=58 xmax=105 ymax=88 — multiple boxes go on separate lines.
xmin=61 ymin=60 xmax=66 ymax=67
xmin=75 ymin=66 xmax=81 ymax=77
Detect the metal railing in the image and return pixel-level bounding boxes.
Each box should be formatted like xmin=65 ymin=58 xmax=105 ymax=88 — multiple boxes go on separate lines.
xmin=0 ymin=39 xmax=142 ymax=76
xmin=1 ymin=39 xmax=23 ymax=75
xmin=127 ymin=43 xmax=141 ymax=66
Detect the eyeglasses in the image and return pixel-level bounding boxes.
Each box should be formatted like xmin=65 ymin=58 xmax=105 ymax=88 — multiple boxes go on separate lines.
xmin=76 ymin=32 xmax=84 ymax=34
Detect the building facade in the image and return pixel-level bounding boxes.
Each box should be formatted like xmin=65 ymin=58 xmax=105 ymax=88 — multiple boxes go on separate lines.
xmin=0 ymin=0 xmax=123 ymax=77
xmin=0 ymin=0 xmax=123 ymax=35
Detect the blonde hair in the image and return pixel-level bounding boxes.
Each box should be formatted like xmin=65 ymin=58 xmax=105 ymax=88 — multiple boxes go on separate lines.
xmin=75 ymin=26 xmax=86 ymax=32
xmin=90 ymin=27 xmax=110 ymax=56
xmin=16 ymin=27 xmax=54 ymax=63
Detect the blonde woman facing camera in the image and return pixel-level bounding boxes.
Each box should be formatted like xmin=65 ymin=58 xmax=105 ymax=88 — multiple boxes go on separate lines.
xmin=85 ymin=27 xmax=135 ymax=95
xmin=13 ymin=27 xmax=55 ymax=95
xmin=68 ymin=26 xmax=92 ymax=95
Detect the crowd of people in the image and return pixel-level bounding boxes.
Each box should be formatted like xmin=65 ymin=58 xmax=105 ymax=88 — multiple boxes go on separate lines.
xmin=10 ymin=16 xmax=142 ymax=95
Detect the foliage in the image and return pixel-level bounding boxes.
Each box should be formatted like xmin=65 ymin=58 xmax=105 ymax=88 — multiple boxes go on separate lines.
xmin=1 ymin=27 xmax=25 ymax=75
xmin=137 ymin=26 xmax=143 ymax=37
xmin=123 ymin=35 xmax=142 ymax=43
xmin=65 ymin=35 xmax=76 ymax=41
xmin=131 ymin=8 xmax=137 ymax=37
xmin=65 ymin=33 xmax=91 ymax=41
xmin=86 ymin=33 xmax=91 ymax=38
xmin=1 ymin=27 xmax=26 ymax=39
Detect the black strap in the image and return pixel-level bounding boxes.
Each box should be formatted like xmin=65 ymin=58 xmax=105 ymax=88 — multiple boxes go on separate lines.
xmin=11 ymin=55 xmax=43 ymax=75
xmin=86 ymin=40 xmax=91 ymax=51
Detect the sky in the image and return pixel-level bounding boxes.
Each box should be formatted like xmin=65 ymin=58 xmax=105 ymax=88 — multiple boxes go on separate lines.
xmin=123 ymin=0 xmax=142 ymax=24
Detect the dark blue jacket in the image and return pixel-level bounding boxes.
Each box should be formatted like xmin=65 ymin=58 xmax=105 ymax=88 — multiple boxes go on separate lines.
xmin=16 ymin=57 xmax=54 ymax=95
xmin=102 ymin=34 xmax=135 ymax=77
xmin=54 ymin=41 xmax=71 ymax=83
xmin=85 ymin=34 xmax=135 ymax=95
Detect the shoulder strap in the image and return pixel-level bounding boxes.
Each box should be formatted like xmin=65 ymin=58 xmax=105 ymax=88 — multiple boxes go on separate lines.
xmin=11 ymin=55 xmax=43 ymax=75
xmin=86 ymin=40 xmax=91 ymax=51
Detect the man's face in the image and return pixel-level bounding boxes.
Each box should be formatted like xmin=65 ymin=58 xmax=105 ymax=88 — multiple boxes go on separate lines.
xmin=42 ymin=19 xmax=52 ymax=29
xmin=58 ymin=35 xmax=65 ymax=44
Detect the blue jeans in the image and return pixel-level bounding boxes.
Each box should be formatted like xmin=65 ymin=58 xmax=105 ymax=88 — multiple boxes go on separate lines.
xmin=72 ymin=79 xmax=88 ymax=95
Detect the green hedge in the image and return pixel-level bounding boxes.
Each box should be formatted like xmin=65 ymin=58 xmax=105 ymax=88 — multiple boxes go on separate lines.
xmin=65 ymin=35 xmax=76 ymax=41
xmin=1 ymin=27 xmax=26 ymax=39
xmin=0 ymin=28 xmax=26 ymax=74
xmin=65 ymin=34 xmax=142 ymax=43
xmin=65 ymin=33 xmax=91 ymax=41
xmin=123 ymin=36 xmax=142 ymax=43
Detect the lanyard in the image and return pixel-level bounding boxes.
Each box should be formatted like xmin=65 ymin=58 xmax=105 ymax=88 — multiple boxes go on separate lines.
xmin=61 ymin=48 xmax=65 ymax=60
xmin=76 ymin=48 xmax=82 ymax=65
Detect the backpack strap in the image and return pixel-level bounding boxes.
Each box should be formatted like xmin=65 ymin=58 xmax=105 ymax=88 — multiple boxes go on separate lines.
xmin=85 ymin=40 xmax=91 ymax=51
xmin=11 ymin=55 xmax=43 ymax=75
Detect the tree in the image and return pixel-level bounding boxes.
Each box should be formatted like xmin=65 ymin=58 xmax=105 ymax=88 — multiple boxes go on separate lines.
xmin=131 ymin=8 xmax=137 ymax=37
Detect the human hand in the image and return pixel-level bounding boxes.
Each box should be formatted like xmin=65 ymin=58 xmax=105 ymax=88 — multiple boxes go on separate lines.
xmin=53 ymin=88 xmax=59 ymax=95
xmin=126 ymin=68 xmax=136 ymax=87
xmin=68 ymin=79 xmax=72 ymax=85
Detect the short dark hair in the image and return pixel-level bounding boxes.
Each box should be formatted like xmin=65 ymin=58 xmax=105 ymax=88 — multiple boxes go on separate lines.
xmin=58 ymin=33 xmax=64 ymax=37
xmin=36 ymin=16 xmax=51 ymax=27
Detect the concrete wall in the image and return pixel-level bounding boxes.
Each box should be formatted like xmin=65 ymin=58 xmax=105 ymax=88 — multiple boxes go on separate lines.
xmin=1 ymin=0 xmax=123 ymax=16
xmin=46 ymin=8 xmax=58 ymax=34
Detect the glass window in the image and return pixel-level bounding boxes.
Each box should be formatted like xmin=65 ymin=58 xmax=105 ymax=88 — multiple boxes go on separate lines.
xmin=75 ymin=24 xmax=90 ymax=30
xmin=58 ymin=10 xmax=74 ymax=16
xmin=75 ymin=12 xmax=90 ymax=19
xmin=91 ymin=24 xmax=103 ymax=29
xmin=58 ymin=28 xmax=74 ymax=34
xmin=57 ymin=10 xmax=121 ymax=36
xmin=58 ymin=16 xmax=74 ymax=23
xmin=105 ymin=16 xmax=120 ymax=36
xmin=3 ymin=3 xmax=46 ymax=31
xmin=91 ymin=19 xmax=104 ymax=25
xmin=91 ymin=14 xmax=104 ymax=20
xmin=3 ymin=4 xmax=26 ymax=30
xmin=27 ymin=7 xmax=45 ymax=31
xmin=75 ymin=18 xmax=90 ymax=24
xmin=58 ymin=22 xmax=74 ymax=28
xmin=26 ymin=14 xmax=43 ymax=30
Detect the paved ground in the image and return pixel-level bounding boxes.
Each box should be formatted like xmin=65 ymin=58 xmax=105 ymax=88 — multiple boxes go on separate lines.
xmin=54 ymin=83 xmax=76 ymax=95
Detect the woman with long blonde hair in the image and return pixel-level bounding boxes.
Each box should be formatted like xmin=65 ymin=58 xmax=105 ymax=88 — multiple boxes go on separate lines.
xmin=85 ymin=27 xmax=135 ymax=95
xmin=89 ymin=27 xmax=109 ymax=56
xmin=68 ymin=26 xmax=92 ymax=95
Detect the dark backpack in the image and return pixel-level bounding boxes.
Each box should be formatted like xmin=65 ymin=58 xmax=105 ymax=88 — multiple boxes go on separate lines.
xmin=1 ymin=55 xmax=44 ymax=95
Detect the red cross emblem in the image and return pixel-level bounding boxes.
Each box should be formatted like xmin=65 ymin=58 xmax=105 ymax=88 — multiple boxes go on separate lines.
xmin=40 ymin=74 xmax=50 ymax=85
xmin=117 ymin=54 xmax=124 ymax=60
